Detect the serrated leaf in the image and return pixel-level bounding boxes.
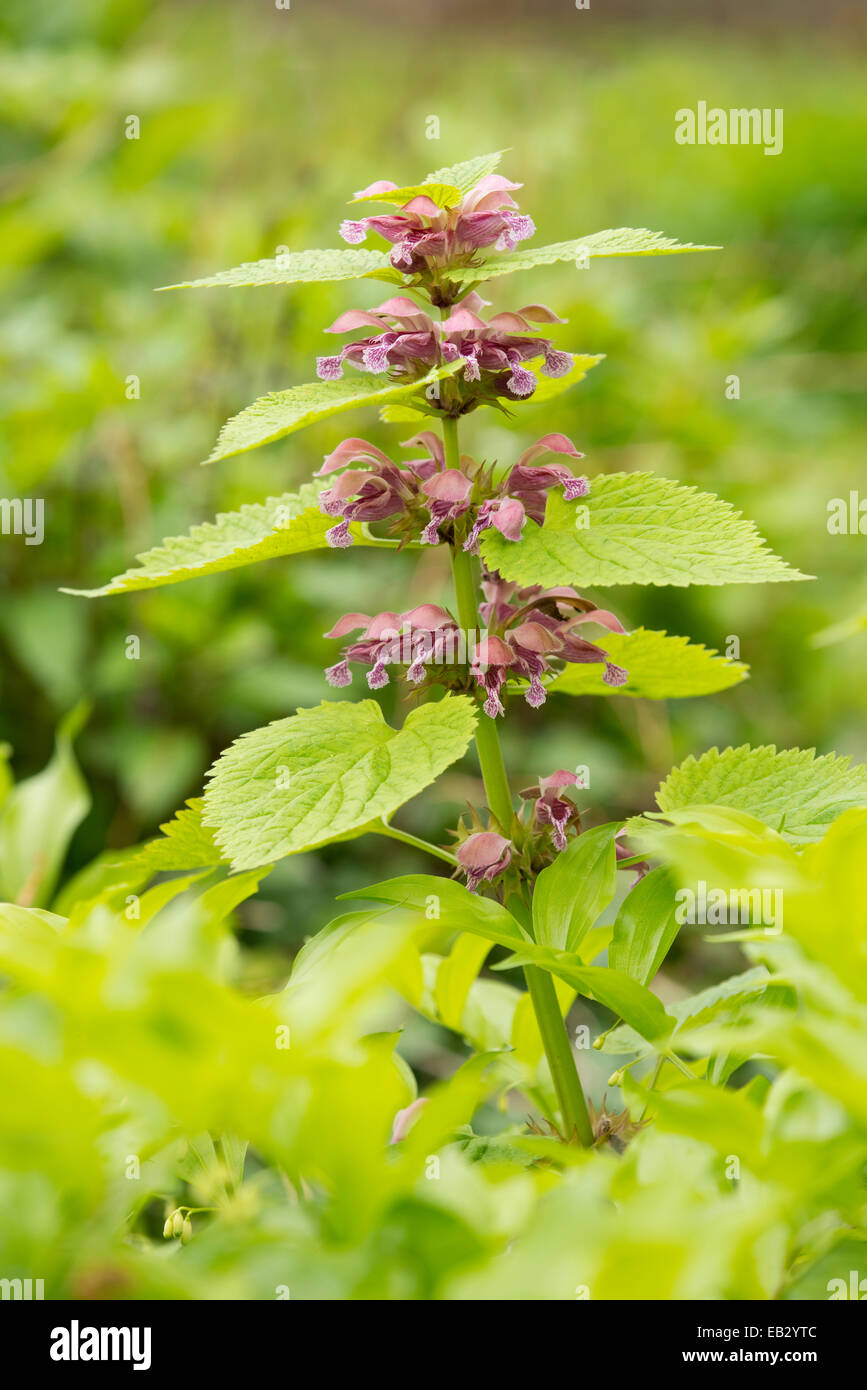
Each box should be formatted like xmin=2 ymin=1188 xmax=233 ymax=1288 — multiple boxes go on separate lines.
xmin=422 ymin=150 xmax=507 ymax=196
xmin=601 ymin=966 xmax=773 ymax=1057
xmin=547 ymin=628 xmax=748 ymax=699
xmin=61 ymin=483 xmax=375 ymax=598
xmin=203 ymin=697 xmax=477 ymax=869
xmin=206 ymin=363 xmax=461 ymax=463
xmin=451 ymin=227 xmax=720 ymax=284
xmin=482 ymin=472 xmax=808 ymax=589
xmin=656 ymin=745 xmax=867 ymax=842
xmin=157 ymin=246 xmax=393 ymax=291
xmin=352 ymin=182 xmax=462 ymax=209
xmin=137 ymin=799 xmax=225 ymax=873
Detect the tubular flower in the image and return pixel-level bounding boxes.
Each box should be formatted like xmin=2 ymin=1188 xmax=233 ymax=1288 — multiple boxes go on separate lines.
xmin=519 ymin=770 xmax=583 ymax=852
xmin=314 ymin=436 xmax=438 ymax=548
xmin=473 ymin=574 xmax=629 ymax=716
xmin=339 ymin=174 xmax=535 ymax=276
xmin=315 ymin=294 xmax=574 ymax=402
xmin=455 ymin=831 xmax=513 ymax=893
xmin=323 ymin=604 xmax=462 ymax=691
xmin=462 ymin=433 xmax=589 ymax=551
xmin=311 ymin=430 xmax=588 ymax=552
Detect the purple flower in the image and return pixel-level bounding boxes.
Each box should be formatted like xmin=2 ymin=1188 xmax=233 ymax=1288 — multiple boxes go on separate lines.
xmin=520 ymin=770 xmax=583 ymax=852
xmin=314 ymin=437 xmax=437 ymax=547
xmin=323 ymin=604 xmax=461 ymax=690
xmin=472 ymin=574 xmax=629 ymax=716
xmin=315 ymin=295 xmax=574 ymax=403
xmin=456 ymin=831 xmax=513 ymax=893
xmin=339 ymin=173 xmax=536 ymax=274
xmin=463 ymin=433 xmax=589 ymax=551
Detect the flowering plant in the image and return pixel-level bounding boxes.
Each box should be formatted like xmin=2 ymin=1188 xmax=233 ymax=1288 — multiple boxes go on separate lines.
xmin=47 ymin=150 xmax=867 ymax=1300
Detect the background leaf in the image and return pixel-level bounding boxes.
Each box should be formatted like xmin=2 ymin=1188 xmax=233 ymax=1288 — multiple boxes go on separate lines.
xmin=656 ymin=745 xmax=867 ymax=841
xmin=206 ymin=364 xmax=461 ymax=462
xmin=547 ymin=628 xmax=748 ymax=699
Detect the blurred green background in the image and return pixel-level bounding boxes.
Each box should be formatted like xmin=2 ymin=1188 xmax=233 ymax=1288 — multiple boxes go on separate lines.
xmin=1 ymin=0 xmax=865 ymax=979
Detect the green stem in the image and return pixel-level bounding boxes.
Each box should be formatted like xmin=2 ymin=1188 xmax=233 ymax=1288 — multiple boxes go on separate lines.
xmin=376 ymin=822 xmax=458 ymax=867
xmin=441 ymin=411 xmax=592 ymax=1146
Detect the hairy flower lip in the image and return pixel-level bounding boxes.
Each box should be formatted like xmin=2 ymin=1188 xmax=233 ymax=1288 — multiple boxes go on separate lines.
xmin=455 ymin=830 xmax=513 ymax=892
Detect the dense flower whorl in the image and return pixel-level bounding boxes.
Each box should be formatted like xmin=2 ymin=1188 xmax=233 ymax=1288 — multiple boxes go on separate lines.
xmin=455 ymin=831 xmax=513 ymax=893
xmin=339 ymin=173 xmax=535 ymax=282
xmin=472 ymin=574 xmax=629 ymax=717
xmin=313 ymin=430 xmax=589 ymax=551
xmin=315 ymin=293 xmax=574 ymax=405
xmin=323 ymin=604 xmax=462 ymax=691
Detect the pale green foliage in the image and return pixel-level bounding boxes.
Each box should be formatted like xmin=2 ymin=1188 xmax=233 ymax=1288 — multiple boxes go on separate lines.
xmin=547 ymin=627 xmax=748 ymax=698
xmin=158 ymin=246 xmax=394 ymax=291
xmin=656 ymin=744 xmax=867 ymax=840
xmin=61 ymin=483 xmax=376 ymax=598
xmin=206 ymin=364 xmax=461 ymax=462
xmin=422 ymin=149 xmax=506 ymax=195
xmin=203 ymin=697 xmax=478 ymax=869
xmin=482 ymin=472 xmax=808 ymax=588
xmin=451 ymin=227 xmax=721 ymax=284
xmin=351 ymin=182 xmax=462 ymax=209
xmin=0 ymin=704 xmax=90 ymax=907
xmin=137 ymin=798 xmax=224 ymax=872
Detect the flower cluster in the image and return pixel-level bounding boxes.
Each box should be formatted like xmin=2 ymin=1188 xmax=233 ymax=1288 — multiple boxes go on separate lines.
xmin=315 ymin=431 xmax=588 ymax=551
xmin=323 ymin=576 xmax=628 ymax=711
xmin=316 ymin=293 xmax=573 ymax=406
xmin=472 ymin=573 xmax=628 ymax=717
xmin=339 ymin=173 xmax=535 ymax=284
xmin=453 ymin=771 xmax=648 ymax=893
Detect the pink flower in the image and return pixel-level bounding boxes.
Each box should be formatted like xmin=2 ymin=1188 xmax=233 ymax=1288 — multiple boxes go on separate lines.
xmin=324 ymin=605 xmax=461 ymax=690
xmin=520 ymin=770 xmax=583 ymax=852
xmin=315 ymin=295 xmax=573 ymax=404
xmin=314 ymin=437 xmax=437 ymax=548
xmin=472 ymin=574 xmax=629 ymax=716
xmin=390 ymin=1097 xmax=430 ymax=1144
xmin=463 ymin=434 xmax=589 ymax=551
xmin=456 ymin=831 xmax=513 ymax=893
xmin=339 ymin=173 xmax=536 ymax=275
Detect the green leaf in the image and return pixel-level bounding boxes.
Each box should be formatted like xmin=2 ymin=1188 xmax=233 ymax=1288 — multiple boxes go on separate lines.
xmin=0 ymin=705 xmax=90 ymax=908
xmin=609 ymin=866 xmax=681 ymax=985
xmin=601 ymin=966 xmax=775 ymax=1056
xmin=547 ymin=628 xmax=748 ymax=699
xmin=422 ymin=150 xmax=506 ymax=196
xmin=352 ymin=182 xmax=462 ymax=209
xmin=656 ymin=745 xmax=867 ymax=842
xmin=379 ymin=354 xmax=605 ymax=425
xmin=451 ymin=227 xmax=721 ymax=284
xmin=157 ymin=246 xmax=394 ymax=291
xmin=203 ymin=696 xmax=478 ymax=869
xmin=521 ymin=954 xmax=673 ymax=1046
xmin=206 ymin=364 xmax=461 ymax=463
xmin=532 ymin=824 xmax=619 ymax=952
xmin=481 ymin=473 xmax=808 ymax=589
xmin=343 ymin=873 xmax=526 ymax=949
xmin=137 ymin=799 xmax=225 ymax=873
xmin=61 ymin=483 xmax=375 ymax=598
